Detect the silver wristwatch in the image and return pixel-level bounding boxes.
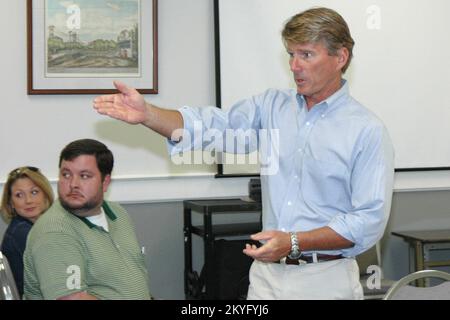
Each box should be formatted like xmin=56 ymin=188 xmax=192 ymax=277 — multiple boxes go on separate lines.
xmin=288 ymin=231 xmax=302 ymax=259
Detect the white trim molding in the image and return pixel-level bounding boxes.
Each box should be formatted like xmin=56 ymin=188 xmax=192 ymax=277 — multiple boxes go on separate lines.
xmin=106 ymin=174 xmax=250 ymax=203
xmin=2 ymin=171 xmax=450 ymax=204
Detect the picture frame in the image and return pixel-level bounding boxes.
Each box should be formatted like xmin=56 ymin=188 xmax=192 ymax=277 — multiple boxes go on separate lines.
xmin=27 ymin=0 xmax=158 ymax=94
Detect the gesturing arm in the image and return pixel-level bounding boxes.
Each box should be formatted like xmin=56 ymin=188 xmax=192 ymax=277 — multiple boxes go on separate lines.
xmin=93 ymin=81 xmax=183 ymax=139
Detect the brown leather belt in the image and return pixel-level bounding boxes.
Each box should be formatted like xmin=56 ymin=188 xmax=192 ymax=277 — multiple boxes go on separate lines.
xmin=275 ymin=254 xmax=343 ymax=265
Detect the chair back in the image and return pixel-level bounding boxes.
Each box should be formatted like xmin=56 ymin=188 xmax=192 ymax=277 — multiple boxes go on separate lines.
xmin=0 ymin=251 xmax=21 ymax=300
xmin=383 ymin=269 xmax=450 ymax=300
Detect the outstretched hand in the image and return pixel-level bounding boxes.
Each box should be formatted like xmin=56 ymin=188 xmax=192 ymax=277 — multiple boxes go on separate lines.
xmin=93 ymin=81 xmax=149 ymax=125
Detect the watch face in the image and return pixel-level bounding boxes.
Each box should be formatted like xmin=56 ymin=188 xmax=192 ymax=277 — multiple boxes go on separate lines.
xmin=288 ymin=251 xmax=302 ymax=259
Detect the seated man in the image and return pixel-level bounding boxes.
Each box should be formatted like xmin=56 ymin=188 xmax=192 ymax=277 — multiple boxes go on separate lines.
xmin=23 ymin=139 xmax=151 ymax=300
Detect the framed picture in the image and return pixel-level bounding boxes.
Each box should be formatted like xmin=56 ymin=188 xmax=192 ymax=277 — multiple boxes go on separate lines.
xmin=27 ymin=0 xmax=158 ymax=94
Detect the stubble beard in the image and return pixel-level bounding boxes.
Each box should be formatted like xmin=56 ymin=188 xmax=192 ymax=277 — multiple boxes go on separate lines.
xmin=59 ymin=193 xmax=103 ymax=217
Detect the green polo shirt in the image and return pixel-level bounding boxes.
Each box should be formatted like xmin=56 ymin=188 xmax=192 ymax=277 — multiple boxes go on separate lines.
xmin=23 ymin=200 xmax=151 ymax=300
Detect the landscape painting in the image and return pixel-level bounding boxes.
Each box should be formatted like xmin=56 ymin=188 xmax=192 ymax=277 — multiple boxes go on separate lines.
xmin=45 ymin=0 xmax=141 ymax=77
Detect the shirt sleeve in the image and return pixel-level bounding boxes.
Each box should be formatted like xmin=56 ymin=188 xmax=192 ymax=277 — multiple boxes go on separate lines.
xmin=10 ymin=223 xmax=31 ymax=295
xmin=167 ymin=93 xmax=265 ymax=156
xmin=1 ymin=222 xmax=32 ymax=296
xmin=29 ymin=232 xmax=90 ymax=300
xmin=327 ymin=124 xmax=395 ymax=257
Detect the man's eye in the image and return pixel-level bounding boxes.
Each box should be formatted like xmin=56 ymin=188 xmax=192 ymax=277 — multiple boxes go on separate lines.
xmin=303 ymin=52 xmax=312 ymax=58
xmin=81 ymin=174 xmax=91 ymax=179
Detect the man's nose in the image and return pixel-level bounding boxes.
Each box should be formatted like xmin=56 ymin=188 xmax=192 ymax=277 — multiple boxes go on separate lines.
xmin=290 ymin=56 xmax=302 ymax=72
xmin=69 ymin=175 xmax=80 ymax=188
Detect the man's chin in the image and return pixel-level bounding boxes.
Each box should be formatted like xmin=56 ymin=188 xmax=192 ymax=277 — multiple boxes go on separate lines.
xmin=60 ymin=199 xmax=95 ymax=217
xmin=296 ymin=87 xmax=309 ymax=95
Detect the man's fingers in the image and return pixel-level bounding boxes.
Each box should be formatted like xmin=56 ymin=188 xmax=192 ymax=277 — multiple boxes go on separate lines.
xmin=113 ymin=80 xmax=134 ymax=95
xmin=245 ymin=244 xmax=258 ymax=250
xmin=93 ymin=94 xmax=117 ymax=106
xmin=93 ymin=102 xmax=118 ymax=116
xmin=93 ymin=100 xmax=125 ymax=118
xmin=251 ymin=231 xmax=272 ymax=242
xmin=93 ymin=100 xmax=112 ymax=108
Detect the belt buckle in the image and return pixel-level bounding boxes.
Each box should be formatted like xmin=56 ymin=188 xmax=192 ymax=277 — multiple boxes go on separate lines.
xmin=280 ymin=257 xmax=308 ymax=265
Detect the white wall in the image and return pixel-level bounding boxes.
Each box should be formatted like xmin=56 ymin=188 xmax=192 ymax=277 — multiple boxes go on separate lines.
xmin=0 ymin=0 xmax=254 ymax=203
xmin=218 ymin=0 xmax=450 ymax=170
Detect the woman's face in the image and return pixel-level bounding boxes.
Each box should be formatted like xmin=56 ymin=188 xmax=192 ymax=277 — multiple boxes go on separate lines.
xmin=10 ymin=177 xmax=47 ymax=223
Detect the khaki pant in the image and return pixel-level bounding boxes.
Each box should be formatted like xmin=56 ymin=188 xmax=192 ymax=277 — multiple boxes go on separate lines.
xmin=247 ymin=258 xmax=363 ymax=300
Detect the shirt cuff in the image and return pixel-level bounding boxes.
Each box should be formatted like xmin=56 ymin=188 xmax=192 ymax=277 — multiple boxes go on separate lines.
xmin=166 ymin=106 xmax=194 ymax=155
xmin=327 ymin=216 xmax=364 ymax=257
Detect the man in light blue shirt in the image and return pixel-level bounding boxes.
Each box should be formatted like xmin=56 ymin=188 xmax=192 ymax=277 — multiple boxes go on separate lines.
xmin=93 ymin=7 xmax=394 ymax=299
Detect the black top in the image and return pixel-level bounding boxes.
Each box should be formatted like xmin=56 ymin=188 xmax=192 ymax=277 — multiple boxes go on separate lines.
xmin=183 ymin=198 xmax=262 ymax=213
xmin=392 ymin=229 xmax=450 ymax=243
xmin=1 ymin=215 xmax=33 ymax=298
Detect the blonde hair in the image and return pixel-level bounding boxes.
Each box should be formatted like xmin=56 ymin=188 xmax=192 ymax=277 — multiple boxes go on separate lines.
xmin=1 ymin=167 xmax=54 ymax=222
xmin=282 ymin=7 xmax=355 ymax=73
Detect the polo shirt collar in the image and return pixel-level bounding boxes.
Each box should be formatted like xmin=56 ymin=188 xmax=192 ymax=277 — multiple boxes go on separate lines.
xmin=102 ymin=201 xmax=118 ymax=221
xmin=77 ymin=201 xmax=117 ymax=229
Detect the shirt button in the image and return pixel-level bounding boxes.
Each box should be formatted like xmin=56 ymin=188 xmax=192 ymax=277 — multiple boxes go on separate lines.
xmin=306 ymin=122 xmax=310 ymax=126
xmin=321 ymin=114 xmax=325 ymax=118
xmin=281 ymin=228 xmax=286 ymax=232
xmin=294 ymin=175 xmax=299 ymax=179
xmin=287 ymin=201 xmax=292 ymax=206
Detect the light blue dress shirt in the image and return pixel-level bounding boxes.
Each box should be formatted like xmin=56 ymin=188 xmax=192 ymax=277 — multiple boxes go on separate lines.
xmin=169 ymin=81 xmax=394 ymax=257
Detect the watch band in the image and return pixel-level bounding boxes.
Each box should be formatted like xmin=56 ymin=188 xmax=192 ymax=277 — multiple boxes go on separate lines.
xmin=288 ymin=231 xmax=302 ymax=259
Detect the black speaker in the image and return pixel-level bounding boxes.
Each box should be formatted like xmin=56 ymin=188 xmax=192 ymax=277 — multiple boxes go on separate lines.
xmin=199 ymin=239 xmax=259 ymax=300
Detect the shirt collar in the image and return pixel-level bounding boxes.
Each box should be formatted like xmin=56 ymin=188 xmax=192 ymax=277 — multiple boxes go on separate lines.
xmin=296 ymin=79 xmax=349 ymax=113
xmin=75 ymin=201 xmax=117 ymax=229
xmin=102 ymin=201 xmax=118 ymax=221
xmin=324 ymin=79 xmax=349 ymax=108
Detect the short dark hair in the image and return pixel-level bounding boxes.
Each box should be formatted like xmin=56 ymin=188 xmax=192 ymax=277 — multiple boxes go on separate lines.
xmin=59 ymin=139 xmax=114 ymax=179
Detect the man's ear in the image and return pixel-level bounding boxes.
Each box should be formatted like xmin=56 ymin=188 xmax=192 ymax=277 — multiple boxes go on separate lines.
xmin=102 ymin=175 xmax=111 ymax=193
xmin=336 ymin=47 xmax=349 ymax=71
